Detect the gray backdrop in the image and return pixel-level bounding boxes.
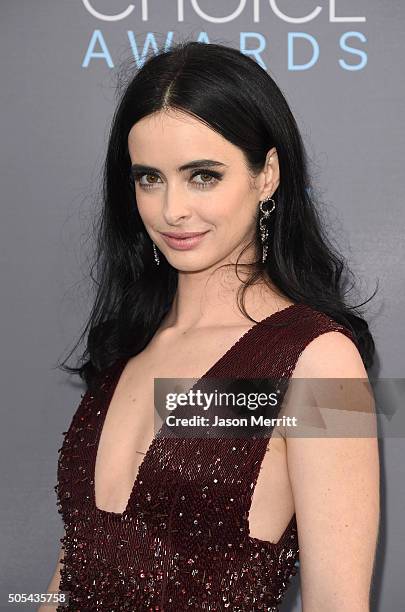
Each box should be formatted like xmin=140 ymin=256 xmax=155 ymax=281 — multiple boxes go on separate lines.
xmin=1 ymin=1 xmax=404 ymax=610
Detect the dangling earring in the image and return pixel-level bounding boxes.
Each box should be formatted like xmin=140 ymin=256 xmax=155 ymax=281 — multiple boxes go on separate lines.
xmin=152 ymin=241 xmax=160 ymax=266
xmin=259 ymin=195 xmax=276 ymax=263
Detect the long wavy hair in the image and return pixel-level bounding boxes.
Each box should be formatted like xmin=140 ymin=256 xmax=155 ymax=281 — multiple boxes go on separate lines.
xmin=58 ymin=40 xmax=377 ymax=393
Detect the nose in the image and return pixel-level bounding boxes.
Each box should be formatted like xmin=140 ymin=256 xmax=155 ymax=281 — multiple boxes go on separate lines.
xmin=161 ymin=181 xmax=192 ymax=225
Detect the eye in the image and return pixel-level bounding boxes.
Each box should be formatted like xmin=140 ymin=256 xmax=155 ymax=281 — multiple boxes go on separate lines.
xmin=131 ymin=169 xmax=223 ymax=191
xmin=190 ymin=170 xmax=222 ymax=189
xmin=132 ymin=172 xmax=163 ymax=189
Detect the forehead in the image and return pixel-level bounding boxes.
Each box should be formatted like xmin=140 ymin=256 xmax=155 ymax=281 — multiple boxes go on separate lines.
xmin=127 ymin=109 xmax=242 ymax=165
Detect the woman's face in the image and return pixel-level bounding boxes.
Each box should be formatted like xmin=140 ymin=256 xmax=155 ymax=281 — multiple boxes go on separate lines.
xmin=127 ymin=109 xmax=278 ymax=271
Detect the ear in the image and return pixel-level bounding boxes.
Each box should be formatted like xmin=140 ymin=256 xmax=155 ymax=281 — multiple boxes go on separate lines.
xmin=260 ymin=147 xmax=280 ymax=200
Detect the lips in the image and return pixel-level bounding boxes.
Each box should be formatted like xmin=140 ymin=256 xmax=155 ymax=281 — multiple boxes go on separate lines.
xmin=160 ymin=231 xmax=209 ymax=239
xmin=159 ymin=230 xmax=210 ymax=251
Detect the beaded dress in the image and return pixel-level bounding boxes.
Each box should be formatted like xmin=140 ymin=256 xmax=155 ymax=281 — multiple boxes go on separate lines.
xmin=54 ymin=302 xmax=355 ymax=611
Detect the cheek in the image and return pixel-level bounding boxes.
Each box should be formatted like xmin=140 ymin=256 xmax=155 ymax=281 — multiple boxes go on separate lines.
xmin=212 ymin=189 xmax=257 ymax=228
xmin=135 ymin=192 xmax=158 ymax=224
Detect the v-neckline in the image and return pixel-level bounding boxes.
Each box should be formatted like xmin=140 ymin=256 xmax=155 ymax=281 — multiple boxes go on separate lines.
xmin=91 ymin=302 xmax=303 ymax=518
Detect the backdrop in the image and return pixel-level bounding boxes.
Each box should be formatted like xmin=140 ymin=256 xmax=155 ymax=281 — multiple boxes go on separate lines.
xmin=1 ymin=1 xmax=404 ymax=610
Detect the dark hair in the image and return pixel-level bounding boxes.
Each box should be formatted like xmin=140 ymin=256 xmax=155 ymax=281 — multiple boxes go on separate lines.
xmin=58 ymin=40 xmax=377 ymax=392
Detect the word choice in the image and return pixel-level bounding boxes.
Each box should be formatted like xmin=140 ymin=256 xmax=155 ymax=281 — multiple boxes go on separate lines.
xmin=82 ymin=1 xmax=366 ymax=24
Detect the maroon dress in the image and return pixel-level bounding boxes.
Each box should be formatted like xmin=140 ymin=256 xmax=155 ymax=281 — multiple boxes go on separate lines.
xmin=54 ymin=302 xmax=355 ymax=611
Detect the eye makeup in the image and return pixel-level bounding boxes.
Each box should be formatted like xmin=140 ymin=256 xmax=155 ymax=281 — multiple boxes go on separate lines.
xmin=130 ymin=167 xmax=224 ymax=191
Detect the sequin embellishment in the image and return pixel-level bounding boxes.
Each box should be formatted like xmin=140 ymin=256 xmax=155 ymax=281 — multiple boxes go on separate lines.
xmin=54 ymin=304 xmax=356 ymax=611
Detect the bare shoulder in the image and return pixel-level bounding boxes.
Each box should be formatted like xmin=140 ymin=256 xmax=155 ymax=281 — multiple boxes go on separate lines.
xmin=285 ymin=327 xmax=380 ymax=608
xmin=292 ymin=328 xmax=367 ymax=378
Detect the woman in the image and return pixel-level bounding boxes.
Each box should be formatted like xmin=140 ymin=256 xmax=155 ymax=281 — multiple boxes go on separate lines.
xmin=42 ymin=41 xmax=380 ymax=611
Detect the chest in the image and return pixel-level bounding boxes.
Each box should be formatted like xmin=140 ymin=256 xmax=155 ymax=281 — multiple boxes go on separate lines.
xmin=65 ymin=324 xmax=273 ymax=515
xmin=96 ymin=323 xmax=258 ymax=452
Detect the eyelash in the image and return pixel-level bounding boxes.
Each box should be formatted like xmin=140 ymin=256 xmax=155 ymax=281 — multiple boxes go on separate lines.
xmin=131 ymin=169 xmax=223 ymax=191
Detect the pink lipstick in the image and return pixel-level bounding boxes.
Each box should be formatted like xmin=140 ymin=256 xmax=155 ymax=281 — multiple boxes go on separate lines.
xmin=159 ymin=231 xmax=210 ymax=250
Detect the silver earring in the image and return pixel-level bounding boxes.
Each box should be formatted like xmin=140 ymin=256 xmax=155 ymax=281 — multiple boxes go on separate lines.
xmin=259 ymin=196 xmax=276 ymax=263
xmin=152 ymin=241 xmax=160 ymax=266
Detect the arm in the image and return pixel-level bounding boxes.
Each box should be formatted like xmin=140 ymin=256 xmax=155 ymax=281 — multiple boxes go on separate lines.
xmin=37 ymin=545 xmax=64 ymax=612
xmin=286 ymin=332 xmax=380 ymax=612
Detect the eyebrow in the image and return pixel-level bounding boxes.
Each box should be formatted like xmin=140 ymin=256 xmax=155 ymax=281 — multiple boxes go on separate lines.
xmin=130 ymin=159 xmax=228 ymax=175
